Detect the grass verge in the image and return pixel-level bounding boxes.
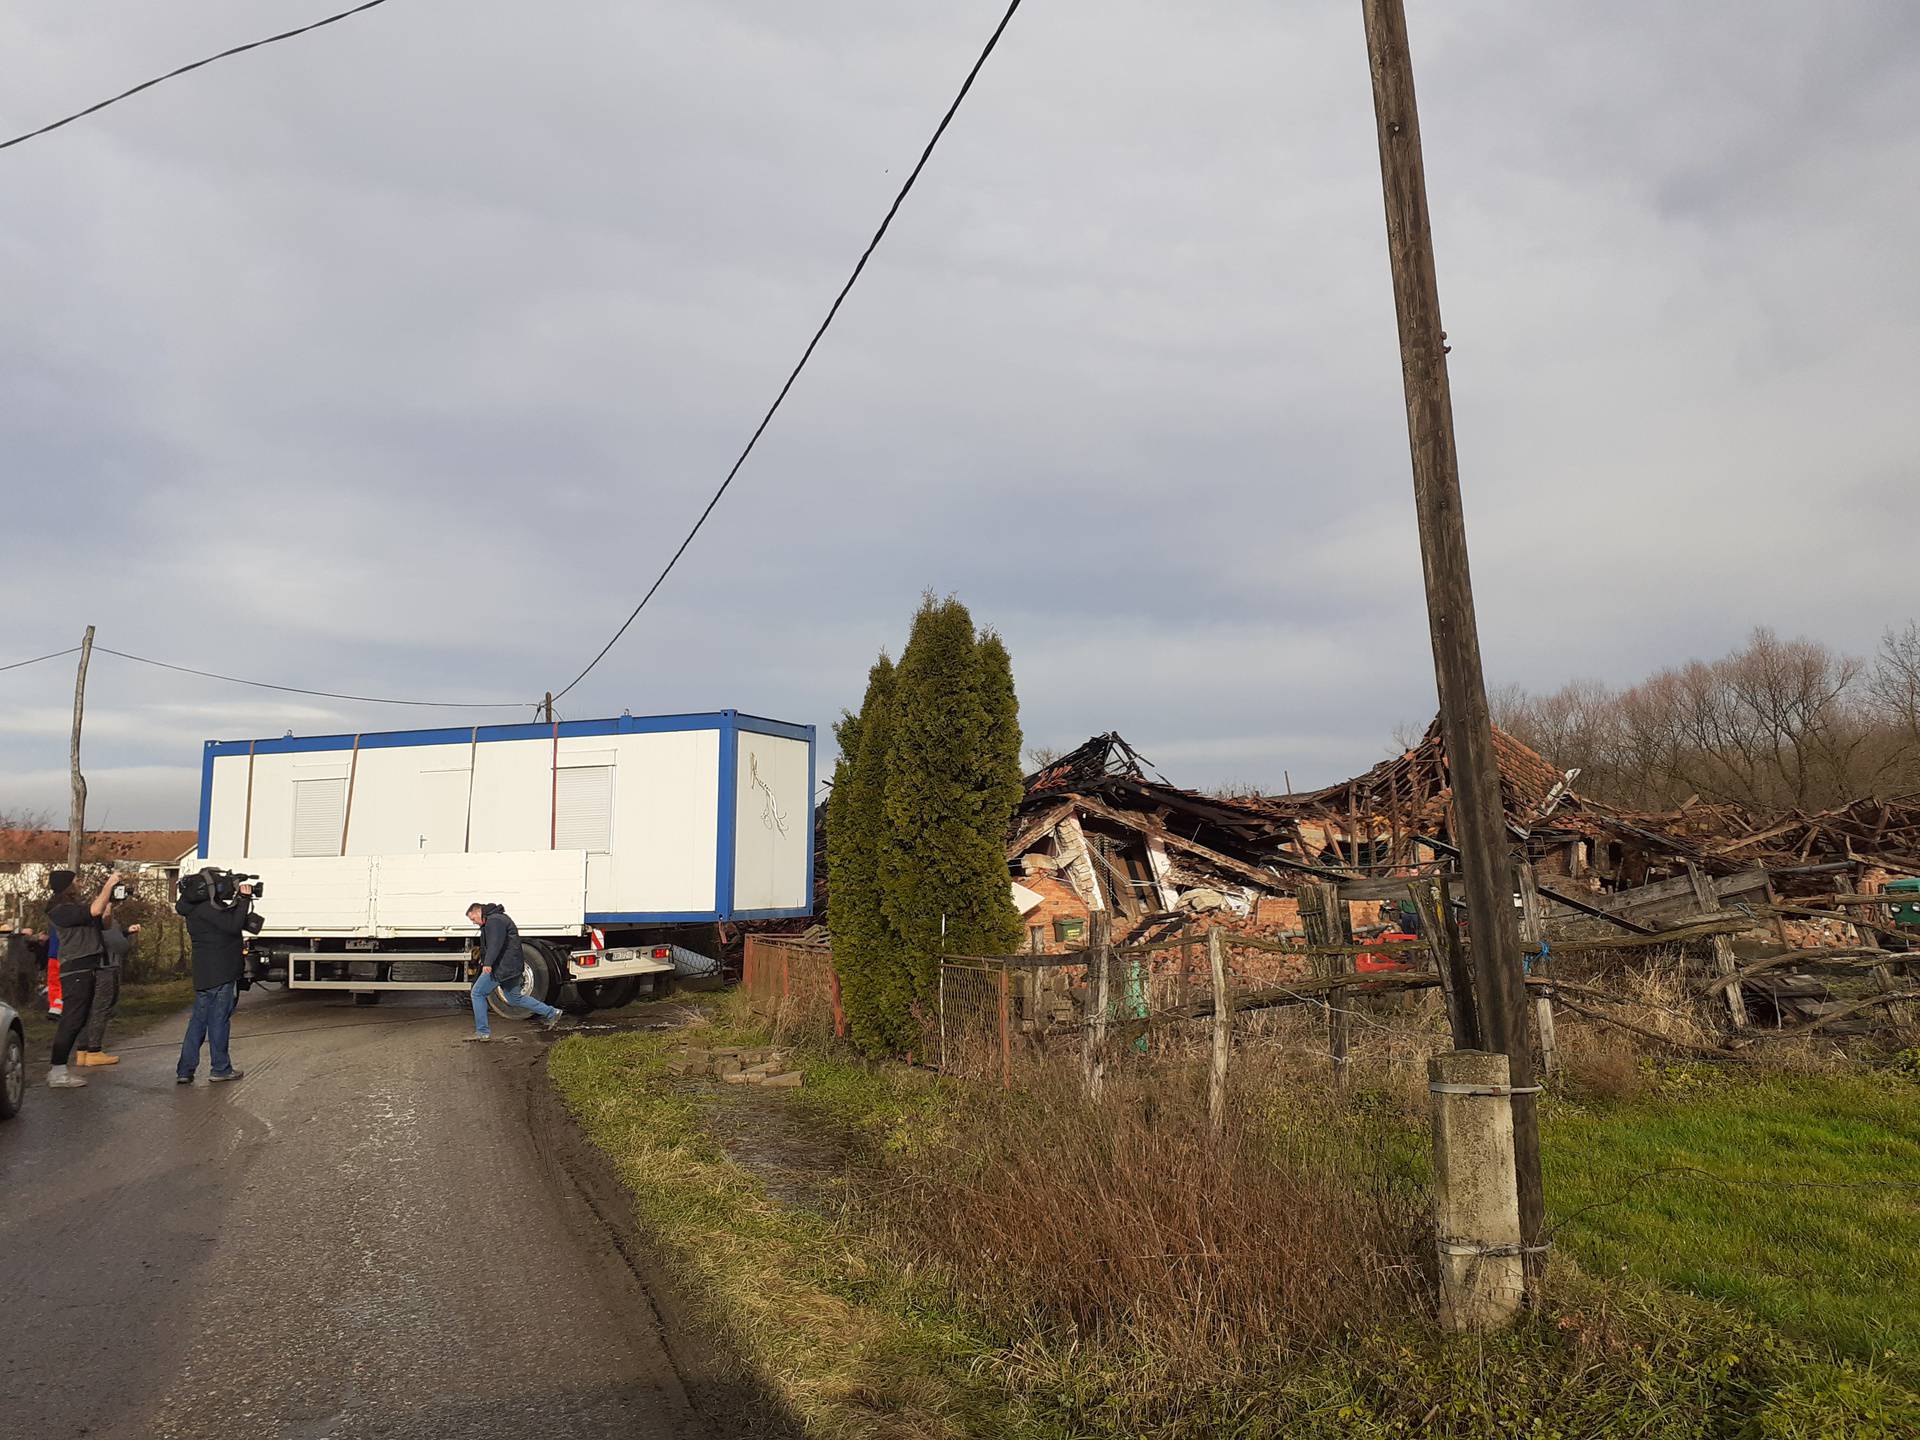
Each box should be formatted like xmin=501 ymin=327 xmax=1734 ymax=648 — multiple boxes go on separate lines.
xmin=550 ymin=1014 xmax=1920 ymax=1439
xmin=1543 ymin=1066 xmax=1920 ymax=1378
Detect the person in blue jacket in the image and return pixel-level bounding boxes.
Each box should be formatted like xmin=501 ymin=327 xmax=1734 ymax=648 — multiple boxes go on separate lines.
xmin=464 ymin=902 xmax=564 ymax=1041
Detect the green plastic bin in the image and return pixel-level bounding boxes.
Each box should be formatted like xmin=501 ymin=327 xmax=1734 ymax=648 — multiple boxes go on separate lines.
xmin=1885 ymin=877 xmax=1920 ymax=931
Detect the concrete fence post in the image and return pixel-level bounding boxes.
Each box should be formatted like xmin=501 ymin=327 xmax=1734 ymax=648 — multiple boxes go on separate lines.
xmin=1428 ymin=1050 xmax=1527 ymax=1331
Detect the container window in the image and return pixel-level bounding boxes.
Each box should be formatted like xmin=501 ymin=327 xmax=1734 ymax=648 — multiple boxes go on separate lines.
xmin=554 ymin=766 xmax=614 ymax=853
xmin=292 ymin=777 xmax=347 ymax=857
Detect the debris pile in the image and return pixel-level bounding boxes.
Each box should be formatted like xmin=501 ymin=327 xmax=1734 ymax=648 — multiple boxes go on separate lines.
xmin=1007 ymin=721 xmax=1920 ymax=951
xmin=670 ymin=1043 xmax=804 ymax=1089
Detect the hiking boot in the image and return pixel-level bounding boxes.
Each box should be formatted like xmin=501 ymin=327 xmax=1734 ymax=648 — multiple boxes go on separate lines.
xmin=209 ymin=1070 xmax=244 ymax=1084
xmin=79 ymin=1052 xmax=121 ymax=1067
xmin=542 ymin=1012 xmax=566 ymax=1031
xmin=48 ymin=1067 xmax=87 ymax=1089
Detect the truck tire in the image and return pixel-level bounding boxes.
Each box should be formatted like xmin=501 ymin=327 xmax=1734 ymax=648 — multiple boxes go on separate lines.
xmin=352 ymin=991 xmax=381 ymax=1007
xmin=583 ymin=975 xmax=642 ymax=1011
xmin=559 ymin=983 xmax=597 ymax=1016
xmin=1 ymin=1022 xmax=24 ymax=1120
xmin=488 ymin=940 xmax=561 ymax=1017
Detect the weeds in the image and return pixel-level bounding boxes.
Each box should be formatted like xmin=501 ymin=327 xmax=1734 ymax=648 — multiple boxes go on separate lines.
xmin=878 ymin=1062 xmax=1428 ymax=1374
xmin=551 ymin=993 xmax=1920 ymax=1438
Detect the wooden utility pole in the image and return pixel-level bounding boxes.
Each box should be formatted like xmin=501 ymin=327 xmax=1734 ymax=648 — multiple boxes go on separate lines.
xmin=67 ymin=625 xmax=96 ymax=872
xmin=542 ymin=692 xmax=555 ymax=724
xmin=1359 ymin=0 xmax=1543 ymax=1267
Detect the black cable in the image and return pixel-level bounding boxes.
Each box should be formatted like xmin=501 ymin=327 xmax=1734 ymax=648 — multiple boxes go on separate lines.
xmin=550 ymin=0 xmax=1028 ymax=703
xmin=0 ymin=646 xmax=80 ymax=674
xmin=0 ymin=0 xmax=396 ymax=153
xmin=95 ymin=646 xmax=530 ymax=709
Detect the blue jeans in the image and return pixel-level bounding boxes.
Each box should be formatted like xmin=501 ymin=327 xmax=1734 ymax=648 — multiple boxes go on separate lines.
xmin=470 ymin=971 xmax=558 ymax=1036
xmin=178 ymin=982 xmax=239 ymax=1079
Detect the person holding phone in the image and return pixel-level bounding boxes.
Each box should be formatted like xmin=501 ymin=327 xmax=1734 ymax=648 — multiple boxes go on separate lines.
xmin=73 ymin=893 xmax=138 ymax=1068
xmin=45 ymin=869 xmax=122 ymax=1089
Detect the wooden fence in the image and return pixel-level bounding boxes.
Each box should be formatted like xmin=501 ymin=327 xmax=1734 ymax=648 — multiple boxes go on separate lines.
xmin=741 ymin=935 xmax=844 ymax=1038
xmin=738 ymin=868 xmax=1918 ymax=1108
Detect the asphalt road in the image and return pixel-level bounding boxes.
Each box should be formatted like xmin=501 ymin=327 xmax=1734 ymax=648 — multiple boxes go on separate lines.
xmin=0 ymin=988 xmax=758 ymax=1440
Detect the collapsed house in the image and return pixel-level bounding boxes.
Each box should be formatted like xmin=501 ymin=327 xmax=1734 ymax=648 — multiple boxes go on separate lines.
xmin=1007 ymin=722 xmax=1920 ymax=955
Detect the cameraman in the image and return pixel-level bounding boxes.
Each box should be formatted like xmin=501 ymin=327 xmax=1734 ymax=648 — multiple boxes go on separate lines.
xmin=174 ymin=872 xmax=252 ymax=1085
xmin=45 ymin=868 xmax=122 ymax=1090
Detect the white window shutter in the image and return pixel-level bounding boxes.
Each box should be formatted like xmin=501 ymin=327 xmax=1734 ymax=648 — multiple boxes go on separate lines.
xmin=292 ymin=778 xmax=347 ymax=857
xmin=554 ymin=766 xmax=613 ymax=853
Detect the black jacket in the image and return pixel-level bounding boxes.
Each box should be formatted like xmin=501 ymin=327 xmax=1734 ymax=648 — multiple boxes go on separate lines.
xmin=178 ymin=898 xmax=249 ymax=991
xmin=477 ymin=905 xmax=523 ymax=983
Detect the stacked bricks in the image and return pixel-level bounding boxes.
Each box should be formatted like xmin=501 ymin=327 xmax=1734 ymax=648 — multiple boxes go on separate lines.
xmin=671 ymin=1043 xmax=803 ymax=1089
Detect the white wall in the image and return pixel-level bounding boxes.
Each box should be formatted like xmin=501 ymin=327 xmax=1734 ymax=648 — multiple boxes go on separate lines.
xmin=206 ymin=727 xmax=723 ymax=917
xmin=732 ymin=731 xmax=810 ymax=913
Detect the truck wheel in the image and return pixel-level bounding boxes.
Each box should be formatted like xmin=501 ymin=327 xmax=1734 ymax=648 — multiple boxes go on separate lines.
xmin=489 ymin=940 xmax=560 ymax=1017
xmin=559 ymin=983 xmax=597 ymax=1016
xmin=352 ymin=992 xmax=381 ymax=1007
xmin=1 ymin=1023 xmax=24 ymax=1120
xmin=583 ymin=976 xmax=642 ymax=1011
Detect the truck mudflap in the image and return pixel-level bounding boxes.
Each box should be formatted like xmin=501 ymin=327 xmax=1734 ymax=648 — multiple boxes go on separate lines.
xmin=566 ymin=944 xmax=681 ymax=983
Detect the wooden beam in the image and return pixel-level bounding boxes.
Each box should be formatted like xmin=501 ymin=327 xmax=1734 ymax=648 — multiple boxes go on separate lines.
xmin=1067 ymin=793 xmax=1343 ymax=887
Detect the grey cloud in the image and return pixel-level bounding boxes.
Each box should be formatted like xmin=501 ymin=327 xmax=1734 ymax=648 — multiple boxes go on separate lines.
xmin=2 ymin=0 xmax=1916 ymax=822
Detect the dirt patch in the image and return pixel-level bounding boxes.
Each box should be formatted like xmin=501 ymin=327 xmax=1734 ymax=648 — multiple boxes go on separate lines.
xmin=520 ymin=1004 xmax=807 ymax=1440
xmin=687 ymin=1080 xmax=859 ymax=1212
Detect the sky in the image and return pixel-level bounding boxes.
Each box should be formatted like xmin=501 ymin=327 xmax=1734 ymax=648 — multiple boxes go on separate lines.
xmin=2 ymin=0 xmax=1917 ymax=829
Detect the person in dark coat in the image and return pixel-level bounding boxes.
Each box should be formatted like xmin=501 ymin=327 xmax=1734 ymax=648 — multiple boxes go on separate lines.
xmin=464 ymin=902 xmax=563 ymax=1041
xmin=72 ymin=902 xmax=138 ymax=1067
xmin=176 ymin=878 xmax=253 ymax=1084
xmin=45 ymin=869 xmax=122 ymax=1089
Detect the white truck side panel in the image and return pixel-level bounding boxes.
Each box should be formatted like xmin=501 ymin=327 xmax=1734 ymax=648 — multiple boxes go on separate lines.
xmin=194 ymin=851 xmax=588 ymax=937
xmin=210 ymin=856 xmax=374 ymax=935
xmin=372 ymin=851 xmax=587 ymax=934
xmin=733 ymin=732 xmax=810 ymax=913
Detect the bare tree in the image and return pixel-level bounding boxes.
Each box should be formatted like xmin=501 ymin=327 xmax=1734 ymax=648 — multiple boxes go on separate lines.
xmin=1869 ymin=622 xmax=1920 ymax=791
xmin=0 ymin=807 xmax=55 ymax=834
xmin=1613 ymin=629 xmax=1878 ymax=810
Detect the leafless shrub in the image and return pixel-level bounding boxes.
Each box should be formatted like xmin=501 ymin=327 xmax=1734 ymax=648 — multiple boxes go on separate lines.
xmin=874 ymin=1060 xmax=1430 ymax=1381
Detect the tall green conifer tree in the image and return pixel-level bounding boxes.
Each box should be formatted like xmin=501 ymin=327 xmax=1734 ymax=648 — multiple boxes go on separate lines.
xmin=826 ymin=654 xmax=913 ymax=1053
xmin=883 ymin=596 xmax=1025 ymax=1013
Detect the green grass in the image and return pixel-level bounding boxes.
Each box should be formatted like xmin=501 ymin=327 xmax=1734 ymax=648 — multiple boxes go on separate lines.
xmin=549 ymin=1019 xmax=1920 ymax=1438
xmin=547 ymin=1027 xmax=1018 ymax=1439
xmin=1544 ymin=1068 xmax=1920 ymax=1378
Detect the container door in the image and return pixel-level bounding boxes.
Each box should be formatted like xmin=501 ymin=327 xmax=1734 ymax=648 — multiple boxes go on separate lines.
xmin=414 ymin=769 xmax=473 ymax=854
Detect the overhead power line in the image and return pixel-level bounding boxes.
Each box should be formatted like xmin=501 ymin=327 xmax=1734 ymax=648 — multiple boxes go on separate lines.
xmin=95 ymin=646 xmax=530 ymax=710
xmin=550 ymin=0 xmax=1028 ymax=704
xmin=0 ymin=646 xmax=81 ymax=674
xmin=0 ymin=0 xmax=396 ymax=153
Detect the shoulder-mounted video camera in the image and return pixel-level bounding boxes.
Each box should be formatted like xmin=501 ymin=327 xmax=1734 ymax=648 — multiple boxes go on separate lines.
xmin=178 ymin=867 xmax=267 ymax=933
